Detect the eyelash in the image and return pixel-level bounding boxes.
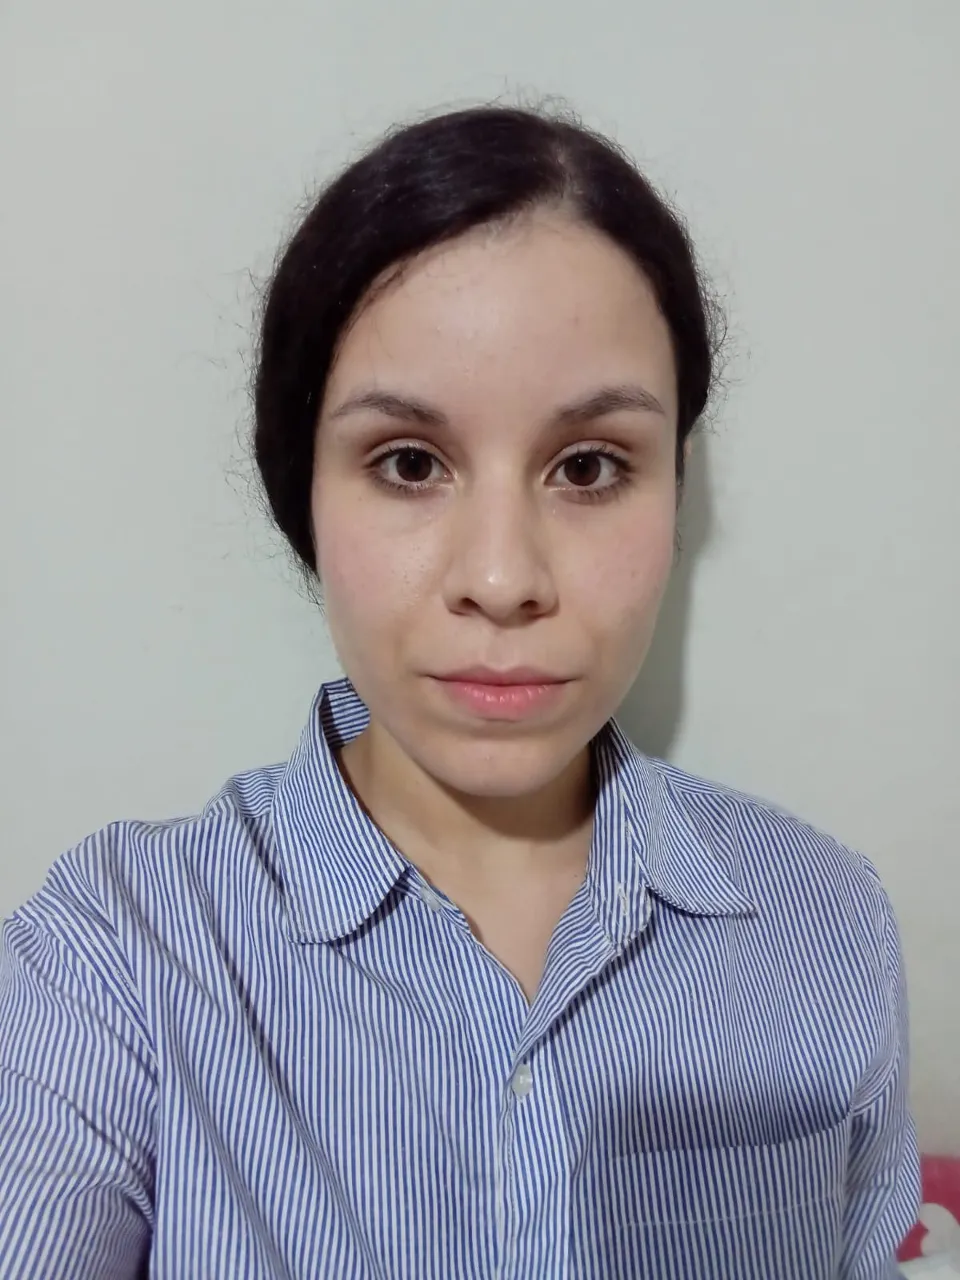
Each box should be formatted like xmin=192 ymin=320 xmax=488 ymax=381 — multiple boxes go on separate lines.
xmin=366 ymin=444 xmax=634 ymax=503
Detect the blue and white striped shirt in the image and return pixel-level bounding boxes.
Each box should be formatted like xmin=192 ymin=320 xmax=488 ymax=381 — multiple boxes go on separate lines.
xmin=0 ymin=678 xmax=919 ymax=1278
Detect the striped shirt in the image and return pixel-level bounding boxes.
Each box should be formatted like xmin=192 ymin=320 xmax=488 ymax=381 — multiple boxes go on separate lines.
xmin=0 ymin=677 xmax=919 ymax=1278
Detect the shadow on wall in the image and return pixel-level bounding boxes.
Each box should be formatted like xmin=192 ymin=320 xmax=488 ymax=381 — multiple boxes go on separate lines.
xmin=619 ymin=431 xmax=715 ymax=760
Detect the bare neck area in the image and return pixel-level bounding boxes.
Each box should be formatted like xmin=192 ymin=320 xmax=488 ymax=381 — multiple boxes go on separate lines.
xmin=337 ymin=723 xmax=596 ymax=1001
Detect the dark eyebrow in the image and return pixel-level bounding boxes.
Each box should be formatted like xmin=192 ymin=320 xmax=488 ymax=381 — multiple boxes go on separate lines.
xmin=552 ymin=384 xmax=666 ymax=425
xmin=326 ymin=382 xmax=666 ymax=429
xmin=327 ymin=390 xmax=448 ymax=428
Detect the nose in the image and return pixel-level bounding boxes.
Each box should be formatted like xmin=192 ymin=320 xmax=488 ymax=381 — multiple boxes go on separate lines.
xmin=441 ymin=480 xmax=559 ymax=625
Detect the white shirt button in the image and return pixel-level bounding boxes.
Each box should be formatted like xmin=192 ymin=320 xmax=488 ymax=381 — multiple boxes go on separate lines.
xmin=510 ymin=1063 xmax=533 ymax=1099
xmin=419 ymin=885 xmax=442 ymax=913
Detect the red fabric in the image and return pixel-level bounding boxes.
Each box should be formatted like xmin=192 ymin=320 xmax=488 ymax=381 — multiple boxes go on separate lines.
xmin=899 ymin=1156 xmax=960 ymax=1261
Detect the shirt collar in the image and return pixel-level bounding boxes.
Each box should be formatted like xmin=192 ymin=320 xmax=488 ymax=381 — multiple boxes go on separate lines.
xmin=272 ymin=679 xmax=408 ymax=943
xmin=272 ymin=677 xmax=756 ymax=945
xmin=589 ymin=717 xmax=757 ymax=950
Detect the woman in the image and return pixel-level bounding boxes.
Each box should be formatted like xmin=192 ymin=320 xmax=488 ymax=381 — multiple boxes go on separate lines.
xmin=0 ymin=104 xmax=919 ymax=1278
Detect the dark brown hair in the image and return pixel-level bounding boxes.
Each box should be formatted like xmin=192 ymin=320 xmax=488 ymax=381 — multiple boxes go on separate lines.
xmin=253 ymin=103 xmax=721 ymax=575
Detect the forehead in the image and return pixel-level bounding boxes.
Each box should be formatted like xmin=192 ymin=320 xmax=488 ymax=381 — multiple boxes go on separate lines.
xmin=322 ymin=212 xmax=678 ymax=425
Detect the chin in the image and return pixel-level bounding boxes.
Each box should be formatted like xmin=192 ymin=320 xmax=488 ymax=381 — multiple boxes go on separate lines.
xmin=417 ymin=731 xmax=585 ymax=800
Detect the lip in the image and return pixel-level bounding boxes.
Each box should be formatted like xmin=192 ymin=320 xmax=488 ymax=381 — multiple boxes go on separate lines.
xmin=433 ymin=666 xmax=568 ymax=686
xmin=429 ymin=668 xmax=572 ymax=721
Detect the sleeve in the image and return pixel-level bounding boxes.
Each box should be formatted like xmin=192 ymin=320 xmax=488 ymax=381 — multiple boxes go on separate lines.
xmin=0 ymin=850 xmax=157 ymax=1280
xmin=838 ymin=884 xmax=921 ymax=1279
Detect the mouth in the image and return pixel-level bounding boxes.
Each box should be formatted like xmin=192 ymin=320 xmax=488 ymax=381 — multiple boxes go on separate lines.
xmin=429 ymin=668 xmax=573 ymax=721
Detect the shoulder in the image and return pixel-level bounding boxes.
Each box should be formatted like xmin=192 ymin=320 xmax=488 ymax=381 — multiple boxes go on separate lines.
xmin=648 ymin=756 xmax=894 ymax=948
xmin=8 ymin=759 xmax=289 ymax=949
xmin=641 ymin=757 xmax=907 ymax=1098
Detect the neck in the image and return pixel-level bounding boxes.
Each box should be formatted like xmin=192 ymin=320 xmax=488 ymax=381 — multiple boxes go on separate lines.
xmin=337 ymin=723 xmax=595 ymax=884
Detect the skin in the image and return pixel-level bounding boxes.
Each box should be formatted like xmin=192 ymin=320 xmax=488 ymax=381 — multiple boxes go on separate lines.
xmin=311 ymin=207 xmax=683 ymax=997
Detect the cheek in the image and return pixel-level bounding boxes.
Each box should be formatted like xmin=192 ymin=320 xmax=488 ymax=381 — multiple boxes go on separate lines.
xmin=568 ymin=499 xmax=677 ymax=623
xmin=312 ymin=490 xmax=437 ymax=622
xmin=315 ymin=520 xmax=384 ymax=620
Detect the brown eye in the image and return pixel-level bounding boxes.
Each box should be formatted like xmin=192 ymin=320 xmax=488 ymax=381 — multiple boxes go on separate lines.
xmin=393 ymin=449 xmax=435 ymax=484
xmin=373 ymin=446 xmax=448 ymax=492
xmin=549 ymin=449 xmax=629 ymax=498
xmin=561 ymin=453 xmax=603 ymax=487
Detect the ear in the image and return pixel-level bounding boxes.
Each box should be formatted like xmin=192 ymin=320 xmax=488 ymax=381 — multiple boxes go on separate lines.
xmin=683 ymin=435 xmax=694 ymax=465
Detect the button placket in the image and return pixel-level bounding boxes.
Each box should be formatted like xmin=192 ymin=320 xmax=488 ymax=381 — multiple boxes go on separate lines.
xmin=419 ymin=884 xmax=443 ymax=913
xmin=499 ymin=1045 xmax=567 ymax=1278
xmin=510 ymin=1062 xmax=533 ymax=1099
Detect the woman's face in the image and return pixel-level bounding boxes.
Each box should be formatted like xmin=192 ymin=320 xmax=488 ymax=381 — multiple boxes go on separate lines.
xmin=312 ymin=209 xmax=680 ymax=799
